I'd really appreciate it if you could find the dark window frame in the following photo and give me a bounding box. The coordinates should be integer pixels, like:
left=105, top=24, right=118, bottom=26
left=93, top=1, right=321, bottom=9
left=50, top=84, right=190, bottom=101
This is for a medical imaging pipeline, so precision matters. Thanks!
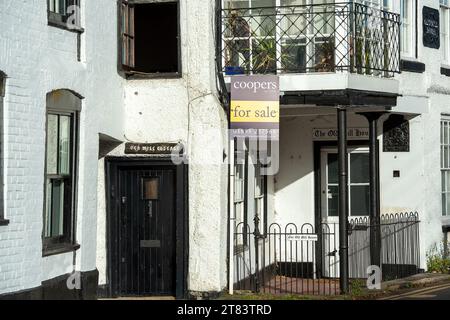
left=0, top=72, right=7, bottom=226
left=118, top=0, right=182, bottom=79
left=47, top=0, right=84, bottom=33
left=43, top=91, right=81, bottom=256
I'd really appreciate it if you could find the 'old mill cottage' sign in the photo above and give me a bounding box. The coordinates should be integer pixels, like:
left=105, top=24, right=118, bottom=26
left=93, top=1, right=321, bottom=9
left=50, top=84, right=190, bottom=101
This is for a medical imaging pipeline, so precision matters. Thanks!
left=423, top=6, right=440, bottom=49
left=125, top=143, right=184, bottom=155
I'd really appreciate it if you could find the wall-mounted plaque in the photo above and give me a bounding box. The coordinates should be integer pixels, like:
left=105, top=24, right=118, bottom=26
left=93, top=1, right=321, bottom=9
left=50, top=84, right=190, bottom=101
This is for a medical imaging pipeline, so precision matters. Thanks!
left=383, top=115, right=410, bottom=152
left=125, top=143, right=184, bottom=155
left=423, top=6, right=440, bottom=49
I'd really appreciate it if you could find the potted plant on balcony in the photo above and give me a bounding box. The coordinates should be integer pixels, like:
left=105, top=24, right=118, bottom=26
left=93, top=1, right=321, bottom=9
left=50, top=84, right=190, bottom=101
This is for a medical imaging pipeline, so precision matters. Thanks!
left=314, top=40, right=335, bottom=73
left=224, top=9, right=250, bottom=75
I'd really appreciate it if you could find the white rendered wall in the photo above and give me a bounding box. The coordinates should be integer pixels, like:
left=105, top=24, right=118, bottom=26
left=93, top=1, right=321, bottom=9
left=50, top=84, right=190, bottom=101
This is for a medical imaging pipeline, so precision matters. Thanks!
left=95, top=0, right=229, bottom=294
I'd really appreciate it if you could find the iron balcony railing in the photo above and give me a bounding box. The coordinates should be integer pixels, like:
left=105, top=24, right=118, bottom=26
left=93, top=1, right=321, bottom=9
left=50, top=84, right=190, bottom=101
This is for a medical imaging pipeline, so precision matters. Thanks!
left=220, top=2, right=401, bottom=78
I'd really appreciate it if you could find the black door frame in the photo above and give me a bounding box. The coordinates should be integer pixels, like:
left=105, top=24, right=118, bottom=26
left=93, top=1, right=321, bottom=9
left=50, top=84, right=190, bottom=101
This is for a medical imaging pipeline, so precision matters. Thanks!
left=105, top=157, right=188, bottom=299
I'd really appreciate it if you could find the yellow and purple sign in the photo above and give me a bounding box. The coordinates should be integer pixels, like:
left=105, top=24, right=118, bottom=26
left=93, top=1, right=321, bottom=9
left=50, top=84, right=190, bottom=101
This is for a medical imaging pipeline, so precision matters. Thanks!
left=230, top=75, right=280, bottom=140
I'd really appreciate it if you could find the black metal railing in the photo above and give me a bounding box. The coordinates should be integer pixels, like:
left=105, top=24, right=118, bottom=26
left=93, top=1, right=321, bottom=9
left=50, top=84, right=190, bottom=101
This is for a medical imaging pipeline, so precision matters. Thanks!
left=348, top=212, right=421, bottom=280
left=220, top=2, right=400, bottom=77
left=234, top=222, right=340, bottom=296
left=233, top=212, right=420, bottom=296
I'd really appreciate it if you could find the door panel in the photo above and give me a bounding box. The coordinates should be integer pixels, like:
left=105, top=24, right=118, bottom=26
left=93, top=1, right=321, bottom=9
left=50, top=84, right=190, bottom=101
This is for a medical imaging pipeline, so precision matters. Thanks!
left=118, top=167, right=176, bottom=296
left=320, top=147, right=370, bottom=278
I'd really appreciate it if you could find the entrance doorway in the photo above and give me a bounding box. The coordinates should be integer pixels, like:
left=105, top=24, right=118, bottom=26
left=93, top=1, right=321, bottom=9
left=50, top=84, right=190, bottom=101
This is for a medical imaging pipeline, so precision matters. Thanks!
left=106, top=159, right=187, bottom=298
left=316, top=144, right=370, bottom=277
left=320, top=147, right=370, bottom=223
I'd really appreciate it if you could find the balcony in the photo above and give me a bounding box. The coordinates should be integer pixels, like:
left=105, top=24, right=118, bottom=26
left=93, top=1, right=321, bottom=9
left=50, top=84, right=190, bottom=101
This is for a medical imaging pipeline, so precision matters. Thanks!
left=219, top=2, right=401, bottom=104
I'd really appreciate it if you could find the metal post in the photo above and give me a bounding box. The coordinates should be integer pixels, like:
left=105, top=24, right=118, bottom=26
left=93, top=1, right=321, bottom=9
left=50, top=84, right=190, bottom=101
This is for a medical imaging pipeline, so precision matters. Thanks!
left=228, top=138, right=235, bottom=295
left=360, top=112, right=383, bottom=269
left=337, top=107, right=349, bottom=294
left=254, top=214, right=260, bottom=293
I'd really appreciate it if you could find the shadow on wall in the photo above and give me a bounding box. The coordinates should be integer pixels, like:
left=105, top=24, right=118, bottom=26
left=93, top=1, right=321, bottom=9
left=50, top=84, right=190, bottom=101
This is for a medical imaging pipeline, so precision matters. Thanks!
left=275, top=113, right=368, bottom=193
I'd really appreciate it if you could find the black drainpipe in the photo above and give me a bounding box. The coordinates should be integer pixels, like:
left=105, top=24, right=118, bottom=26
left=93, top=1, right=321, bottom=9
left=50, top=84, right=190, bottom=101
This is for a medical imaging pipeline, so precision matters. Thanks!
left=337, top=107, right=349, bottom=294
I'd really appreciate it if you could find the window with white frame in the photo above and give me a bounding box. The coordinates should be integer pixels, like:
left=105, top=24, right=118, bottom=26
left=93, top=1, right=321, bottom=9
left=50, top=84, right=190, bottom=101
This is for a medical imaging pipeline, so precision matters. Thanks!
left=441, top=118, right=450, bottom=216
left=441, top=0, right=450, bottom=63
left=400, top=0, right=415, bottom=57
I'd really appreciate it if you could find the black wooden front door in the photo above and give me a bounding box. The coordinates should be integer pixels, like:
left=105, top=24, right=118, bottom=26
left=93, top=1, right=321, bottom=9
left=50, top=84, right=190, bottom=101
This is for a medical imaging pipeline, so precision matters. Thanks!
left=118, top=167, right=176, bottom=296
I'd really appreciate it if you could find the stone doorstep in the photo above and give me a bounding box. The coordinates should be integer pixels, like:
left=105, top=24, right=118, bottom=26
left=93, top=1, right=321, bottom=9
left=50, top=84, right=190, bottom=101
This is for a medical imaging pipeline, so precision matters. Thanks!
left=381, top=273, right=450, bottom=291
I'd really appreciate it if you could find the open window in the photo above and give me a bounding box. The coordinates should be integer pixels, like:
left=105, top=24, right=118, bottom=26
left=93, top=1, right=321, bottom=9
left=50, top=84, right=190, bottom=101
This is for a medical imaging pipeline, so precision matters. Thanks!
left=119, top=0, right=181, bottom=77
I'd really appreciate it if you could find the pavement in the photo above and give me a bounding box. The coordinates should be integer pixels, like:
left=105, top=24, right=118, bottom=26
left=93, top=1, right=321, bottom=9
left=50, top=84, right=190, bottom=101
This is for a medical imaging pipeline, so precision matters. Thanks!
left=376, top=273, right=450, bottom=300
left=381, top=273, right=450, bottom=291
left=379, top=282, right=450, bottom=300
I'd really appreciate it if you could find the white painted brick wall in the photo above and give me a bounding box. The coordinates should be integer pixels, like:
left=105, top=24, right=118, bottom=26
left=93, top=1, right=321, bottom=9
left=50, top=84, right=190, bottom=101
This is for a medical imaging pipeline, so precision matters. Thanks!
left=0, top=0, right=125, bottom=294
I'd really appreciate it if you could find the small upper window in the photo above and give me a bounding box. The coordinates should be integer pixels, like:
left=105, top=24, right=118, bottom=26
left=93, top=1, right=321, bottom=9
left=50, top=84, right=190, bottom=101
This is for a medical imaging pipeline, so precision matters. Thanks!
left=119, top=0, right=181, bottom=77
left=441, top=0, right=450, bottom=63
left=47, top=0, right=82, bottom=31
left=400, top=0, right=415, bottom=57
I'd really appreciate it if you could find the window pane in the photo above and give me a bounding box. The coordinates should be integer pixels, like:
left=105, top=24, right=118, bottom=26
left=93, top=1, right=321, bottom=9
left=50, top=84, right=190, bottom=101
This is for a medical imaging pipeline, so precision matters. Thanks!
left=350, top=153, right=369, bottom=183
left=442, top=171, right=447, bottom=193
left=44, top=180, right=53, bottom=237
left=45, top=180, right=65, bottom=238
left=446, top=171, right=450, bottom=193
left=328, top=153, right=338, bottom=184
left=328, top=185, right=339, bottom=217
left=445, top=122, right=449, bottom=145
left=59, top=115, right=71, bottom=175
left=443, top=193, right=448, bottom=216
left=350, top=185, right=370, bottom=216
left=224, top=0, right=249, bottom=9
left=46, top=114, right=58, bottom=175
left=445, top=146, right=449, bottom=169
left=255, top=165, right=264, bottom=197
left=446, top=191, right=450, bottom=217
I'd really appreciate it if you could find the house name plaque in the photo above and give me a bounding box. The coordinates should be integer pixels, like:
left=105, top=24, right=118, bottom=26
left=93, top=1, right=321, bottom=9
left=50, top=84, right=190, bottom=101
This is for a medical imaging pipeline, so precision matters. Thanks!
left=125, top=143, right=184, bottom=155
left=312, top=128, right=369, bottom=141
left=423, top=6, right=440, bottom=49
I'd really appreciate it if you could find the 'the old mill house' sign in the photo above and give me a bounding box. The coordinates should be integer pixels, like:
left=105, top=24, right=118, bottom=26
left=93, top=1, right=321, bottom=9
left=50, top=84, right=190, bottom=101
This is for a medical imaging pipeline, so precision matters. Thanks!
left=423, top=6, right=440, bottom=49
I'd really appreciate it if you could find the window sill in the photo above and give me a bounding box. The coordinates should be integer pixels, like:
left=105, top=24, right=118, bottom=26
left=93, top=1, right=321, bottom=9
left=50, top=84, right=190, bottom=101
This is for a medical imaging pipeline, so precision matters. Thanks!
left=48, top=18, right=84, bottom=34
left=42, top=243, right=81, bottom=257
left=441, top=66, right=450, bottom=77
left=125, top=72, right=182, bottom=80
left=400, top=59, right=425, bottom=73
left=0, top=219, right=10, bottom=226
